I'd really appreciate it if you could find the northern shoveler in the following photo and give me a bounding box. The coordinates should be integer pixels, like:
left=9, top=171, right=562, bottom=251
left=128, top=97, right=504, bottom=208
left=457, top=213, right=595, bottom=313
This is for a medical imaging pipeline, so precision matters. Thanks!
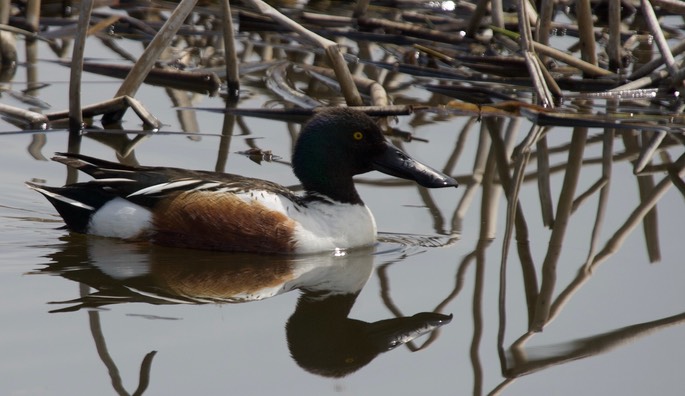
left=27, top=108, right=458, bottom=254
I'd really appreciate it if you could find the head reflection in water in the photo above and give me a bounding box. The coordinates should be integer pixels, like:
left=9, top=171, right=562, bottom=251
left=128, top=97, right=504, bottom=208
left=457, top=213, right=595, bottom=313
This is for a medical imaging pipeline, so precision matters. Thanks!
left=286, top=291, right=452, bottom=378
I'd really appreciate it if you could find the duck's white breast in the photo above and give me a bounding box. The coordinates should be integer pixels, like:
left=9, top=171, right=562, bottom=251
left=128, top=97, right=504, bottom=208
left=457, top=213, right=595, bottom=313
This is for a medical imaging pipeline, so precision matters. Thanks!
left=234, top=190, right=377, bottom=253
left=289, top=201, right=377, bottom=254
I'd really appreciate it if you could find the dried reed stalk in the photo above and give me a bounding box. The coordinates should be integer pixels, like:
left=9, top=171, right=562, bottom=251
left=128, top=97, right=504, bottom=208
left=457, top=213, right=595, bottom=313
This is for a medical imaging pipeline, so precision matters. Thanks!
left=303, top=64, right=389, bottom=106
left=607, top=0, right=623, bottom=70
left=244, top=0, right=362, bottom=106
left=575, top=0, right=598, bottom=68
left=466, top=0, right=489, bottom=38
left=220, top=0, right=240, bottom=99
left=24, top=0, right=40, bottom=33
left=114, top=0, right=199, bottom=99
left=518, top=0, right=554, bottom=107
left=641, top=0, right=678, bottom=77
left=532, top=41, right=612, bottom=77
left=47, top=96, right=161, bottom=129
left=0, top=103, right=48, bottom=128
left=69, top=0, right=94, bottom=133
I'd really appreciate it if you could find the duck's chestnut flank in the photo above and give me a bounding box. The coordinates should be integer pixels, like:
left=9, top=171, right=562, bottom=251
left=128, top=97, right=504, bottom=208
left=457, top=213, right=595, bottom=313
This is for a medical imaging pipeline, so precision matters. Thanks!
left=153, top=191, right=298, bottom=253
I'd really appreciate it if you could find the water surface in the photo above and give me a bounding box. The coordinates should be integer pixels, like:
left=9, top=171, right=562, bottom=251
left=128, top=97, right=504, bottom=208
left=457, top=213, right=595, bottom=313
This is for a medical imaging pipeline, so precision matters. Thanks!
left=1, top=16, right=684, bottom=396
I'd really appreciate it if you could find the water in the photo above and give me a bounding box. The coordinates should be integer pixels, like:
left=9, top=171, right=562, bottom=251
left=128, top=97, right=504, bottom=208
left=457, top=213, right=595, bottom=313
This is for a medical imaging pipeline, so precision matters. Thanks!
left=2, top=23, right=685, bottom=396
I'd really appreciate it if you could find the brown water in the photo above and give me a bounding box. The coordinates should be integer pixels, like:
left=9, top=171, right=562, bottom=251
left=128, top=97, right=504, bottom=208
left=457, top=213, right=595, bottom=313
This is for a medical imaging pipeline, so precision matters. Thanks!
left=2, top=12, right=685, bottom=396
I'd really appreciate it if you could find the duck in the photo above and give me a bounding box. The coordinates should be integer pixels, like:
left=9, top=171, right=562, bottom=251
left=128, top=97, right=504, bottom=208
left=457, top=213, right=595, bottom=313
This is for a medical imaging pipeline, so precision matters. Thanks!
left=27, top=108, right=458, bottom=254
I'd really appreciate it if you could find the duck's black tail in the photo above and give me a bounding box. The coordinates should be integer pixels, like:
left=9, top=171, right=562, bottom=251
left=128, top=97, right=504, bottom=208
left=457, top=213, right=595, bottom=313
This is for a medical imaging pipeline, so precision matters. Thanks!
left=26, top=182, right=115, bottom=233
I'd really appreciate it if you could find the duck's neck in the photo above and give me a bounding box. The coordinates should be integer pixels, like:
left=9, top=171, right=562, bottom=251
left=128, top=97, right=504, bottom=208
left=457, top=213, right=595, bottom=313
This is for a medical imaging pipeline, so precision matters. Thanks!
left=302, top=176, right=363, bottom=205
left=293, top=154, right=364, bottom=204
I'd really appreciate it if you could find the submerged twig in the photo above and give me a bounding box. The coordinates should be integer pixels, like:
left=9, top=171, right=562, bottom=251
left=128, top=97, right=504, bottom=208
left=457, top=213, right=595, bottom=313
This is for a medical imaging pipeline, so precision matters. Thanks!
left=635, top=131, right=668, bottom=174
left=531, top=127, right=588, bottom=331
left=536, top=133, right=554, bottom=227
left=546, top=153, right=685, bottom=324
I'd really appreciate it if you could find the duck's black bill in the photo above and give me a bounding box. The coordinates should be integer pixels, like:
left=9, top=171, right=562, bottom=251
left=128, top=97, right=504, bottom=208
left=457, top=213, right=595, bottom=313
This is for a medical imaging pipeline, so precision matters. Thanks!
left=373, top=143, right=458, bottom=188
left=366, top=312, right=453, bottom=352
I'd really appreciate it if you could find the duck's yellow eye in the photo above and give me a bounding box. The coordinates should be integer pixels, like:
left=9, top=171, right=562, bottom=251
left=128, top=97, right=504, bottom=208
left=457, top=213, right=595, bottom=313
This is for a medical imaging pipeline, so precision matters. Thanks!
left=353, top=131, right=364, bottom=140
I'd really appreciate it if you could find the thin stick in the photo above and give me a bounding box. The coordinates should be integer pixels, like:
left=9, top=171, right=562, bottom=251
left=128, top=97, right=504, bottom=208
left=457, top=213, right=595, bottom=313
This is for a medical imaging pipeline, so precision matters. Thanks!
left=244, top=0, right=362, bottom=106
left=508, top=311, right=685, bottom=377
left=69, top=0, right=94, bottom=133
left=0, top=103, right=48, bottom=128
left=472, top=237, right=486, bottom=396
left=613, top=67, right=670, bottom=91
left=592, top=153, right=685, bottom=269
left=634, top=131, right=668, bottom=174
left=0, top=0, right=9, bottom=24
left=24, top=0, right=40, bottom=33
left=358, top=17, right=466, bottom=44
left=536, top=134, right=555, bottom=227
left=607, top=0, right=622, bottom=70
left=506, top=122, right=543, bottom=325
left=518, top=0, right=554, bottom=107
left=466, top=0, right=489, bottom=38
left=651, top=0, right=685, bottom=12
left=46, top=96, right=161, bottom=129
left=537, top=0, right=553, bottom=46
left=220, top=0, right=240, bottom=99
left=532, top=41, right=612, bottom=77
left=303, top=64, right=389, bottom=106
left=641, top=0, right=678, bottom=76
left=531, top=127, right=588, bottom=331
left=571, top=178, right=608, bottom=213
left=575, top=0, right=598, bottom=68
left=266, top=62, right=322, bottom=108
left=586, top=124, right=614, bottom=272
left=547, top=153, right=685, bottom=324
left=454, top=119, right=488, bottom=225
left=628, top=40, right=685, bottom=80
left=114, top=0, right=200, bottom=99
left=491, top=0, right=504, bottom=28
left=353, top=0, right=371, bottom=18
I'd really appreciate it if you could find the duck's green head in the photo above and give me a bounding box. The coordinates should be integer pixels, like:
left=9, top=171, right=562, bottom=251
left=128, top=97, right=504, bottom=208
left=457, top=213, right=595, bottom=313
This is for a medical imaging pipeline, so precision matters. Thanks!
left=292, top=108, right=458, bottom=204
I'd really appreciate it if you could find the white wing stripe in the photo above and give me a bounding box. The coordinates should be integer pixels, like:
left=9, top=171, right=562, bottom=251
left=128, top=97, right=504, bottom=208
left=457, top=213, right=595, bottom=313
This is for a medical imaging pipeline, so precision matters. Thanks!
left=127, top=179, right=202, bottom=197
left=90, top=178, right=136, bottom=183
left=27, top=184, right=95, bottom=211
left=191, top=182, right=223, bottom=191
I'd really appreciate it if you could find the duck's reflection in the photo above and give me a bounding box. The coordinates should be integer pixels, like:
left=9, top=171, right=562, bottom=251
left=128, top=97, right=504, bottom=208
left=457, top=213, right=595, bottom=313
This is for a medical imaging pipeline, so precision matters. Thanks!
left=41, top=234, right=451, bottom=380
left=287, top=291, right=451, bottom=377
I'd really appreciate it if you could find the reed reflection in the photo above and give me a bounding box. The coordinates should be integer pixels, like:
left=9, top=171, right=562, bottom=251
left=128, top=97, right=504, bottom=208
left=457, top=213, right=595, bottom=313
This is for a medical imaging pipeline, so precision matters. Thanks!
left=40, top=235, right=451, bottom=386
